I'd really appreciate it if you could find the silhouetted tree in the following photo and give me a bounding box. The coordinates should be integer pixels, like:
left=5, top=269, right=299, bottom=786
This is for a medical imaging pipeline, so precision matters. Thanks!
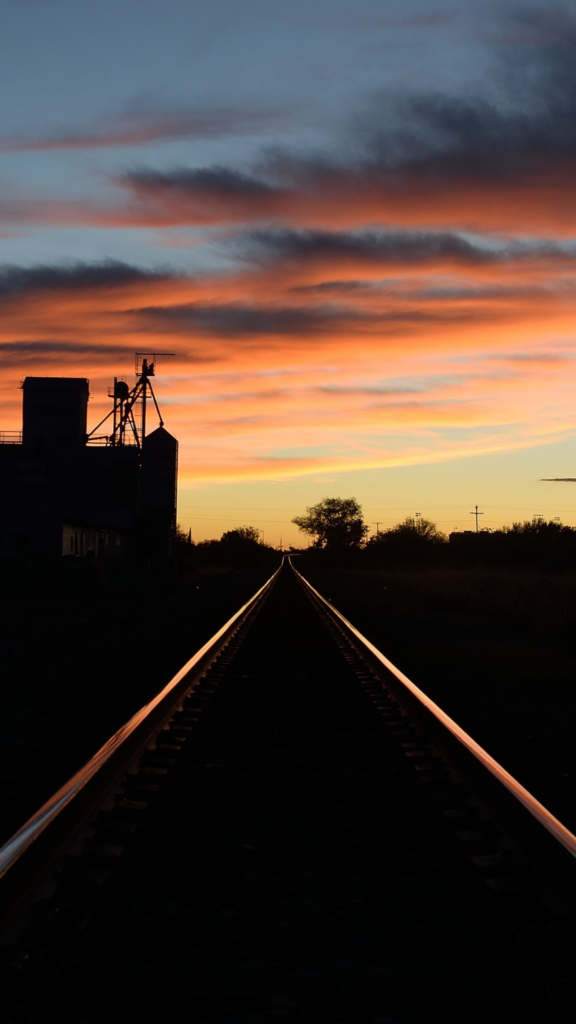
left=447, top=517, right=576, bottom=568
left=503, top=518, right=565, bottom=538
left=365, top=516, right=446, bottom=565
left=292, top=497, right=368, bottom=550
left=221, top=526, right=261, bottom=545
left=497, top=518, right=576, bottom=565
left=193, top=526, right=277, bottom=568
left=390, top=516, right=445, bottom=542
left=174, top=522, right=194, bottom=557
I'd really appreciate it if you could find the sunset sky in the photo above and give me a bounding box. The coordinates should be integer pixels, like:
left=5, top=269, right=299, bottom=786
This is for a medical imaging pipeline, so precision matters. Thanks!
left=2, top=0, right=576, bottom=545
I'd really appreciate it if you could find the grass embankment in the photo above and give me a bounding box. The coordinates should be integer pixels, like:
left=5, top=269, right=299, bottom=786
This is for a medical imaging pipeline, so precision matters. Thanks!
left=0, top=563, right=272, bottom=846
left=301, top=563, right=576, bottom=832
left=368, top=565, right=576, bottom=646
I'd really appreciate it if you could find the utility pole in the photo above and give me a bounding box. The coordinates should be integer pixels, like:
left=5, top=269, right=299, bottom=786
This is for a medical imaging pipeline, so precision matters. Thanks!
left=470, top=505, right=484, bottom=534
left=373, top=522, right=382, bottom=536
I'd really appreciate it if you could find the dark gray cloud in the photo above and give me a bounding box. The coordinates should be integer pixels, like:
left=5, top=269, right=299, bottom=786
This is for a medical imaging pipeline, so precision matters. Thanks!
left=137, top=301, right=359, bottom=336
left=135, top=299, right=500, bottom=339
left=317, top=385, right=420, bottom=395
left=126, top=166, right=279, bottom=199
left=242, top=228, right=491, bottom=263
left=296, top=282, right=553, bottom=304
left=492, top=7, right=576, bottom=48
left=0, top=339, right=211, bottom=369
left=114, top=32, right=576, bottom=229
left=0, top=340, right=136, bottom=369
left=0, top=341, right=130, bottom=355
left=0, top=260, right=171, bottom=298
left=239, top=229, right=576, bottom=267
left=346, top=15, right=576, bottom=178
left=293, top=280, right=373, bottom=293
left=122, top=167, right=286, bottom=223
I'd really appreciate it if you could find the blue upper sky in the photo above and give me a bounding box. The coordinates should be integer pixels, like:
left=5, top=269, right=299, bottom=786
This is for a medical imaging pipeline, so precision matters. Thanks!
left=0, top=0, right=497, bottom=269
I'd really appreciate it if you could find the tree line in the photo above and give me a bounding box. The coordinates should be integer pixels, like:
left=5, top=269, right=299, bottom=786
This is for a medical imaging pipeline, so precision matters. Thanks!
left=175, top=525, right=279, bottom=569
left=291, top=497, right=576, bottom=568
left=175, top=497, right=576, bottom=570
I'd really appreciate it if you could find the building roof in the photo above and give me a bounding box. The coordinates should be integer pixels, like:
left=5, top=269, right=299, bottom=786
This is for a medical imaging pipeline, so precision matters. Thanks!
left=22, top=377, right=89, bottom=391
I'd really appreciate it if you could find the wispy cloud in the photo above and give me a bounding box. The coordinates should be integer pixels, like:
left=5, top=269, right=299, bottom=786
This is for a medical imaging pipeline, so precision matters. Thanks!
left=6, top=46, right=576, bottom=237
left=0, top=250, right=575, bottom=482
left=0, top=106, right=289, bottom=153
left=491, top=7, right=576, bottom=47
left=0, top=259, right=171, bottom=296
left=101, top=44, right=576, bottom=235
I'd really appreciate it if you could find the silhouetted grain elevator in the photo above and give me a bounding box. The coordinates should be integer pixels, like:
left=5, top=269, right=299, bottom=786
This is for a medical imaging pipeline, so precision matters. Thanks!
left=0, top=355, right=178, bottom=562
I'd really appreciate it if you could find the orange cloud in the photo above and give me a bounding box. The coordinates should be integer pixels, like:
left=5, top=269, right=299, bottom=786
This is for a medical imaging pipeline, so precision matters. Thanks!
left=1, top=233, right=576, bottom=485
left=111, top=166, right=576, bottom=236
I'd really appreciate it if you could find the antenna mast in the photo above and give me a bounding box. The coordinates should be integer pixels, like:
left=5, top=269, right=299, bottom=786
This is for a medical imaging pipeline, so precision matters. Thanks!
left=87, top=352, right=174, bottom=448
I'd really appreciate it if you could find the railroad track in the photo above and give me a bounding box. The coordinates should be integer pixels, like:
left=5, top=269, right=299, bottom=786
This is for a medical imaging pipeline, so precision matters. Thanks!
left=1, top=558, right=575, bottom=1018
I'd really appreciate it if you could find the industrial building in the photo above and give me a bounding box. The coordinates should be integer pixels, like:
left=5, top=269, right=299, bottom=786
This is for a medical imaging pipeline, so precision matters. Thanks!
left=0, top=356, right=178, bottom=561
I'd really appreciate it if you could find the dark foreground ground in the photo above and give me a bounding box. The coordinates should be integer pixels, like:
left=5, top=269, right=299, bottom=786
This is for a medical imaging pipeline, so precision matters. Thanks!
left=4, top=565, right=565, bottom=1020
left=1, top=559, right=576, bottom=846
left=301, top=563, right=576, bottom=834
left=0, top=563, right=272, bottom=847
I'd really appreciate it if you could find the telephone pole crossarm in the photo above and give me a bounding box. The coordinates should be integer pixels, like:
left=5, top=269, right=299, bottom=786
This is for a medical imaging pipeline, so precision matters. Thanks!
left=470, top=505, right=484, bottom=534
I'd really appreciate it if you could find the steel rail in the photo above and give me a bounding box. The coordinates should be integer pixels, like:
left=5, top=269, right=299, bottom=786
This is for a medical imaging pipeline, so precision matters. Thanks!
left=0, top=563, right=281, bottom=934
left=291, top=559, right=576, bottom=916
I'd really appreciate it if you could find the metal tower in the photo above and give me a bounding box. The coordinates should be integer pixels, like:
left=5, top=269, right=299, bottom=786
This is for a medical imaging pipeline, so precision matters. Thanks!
left=87, top=353, right=172, bottom=449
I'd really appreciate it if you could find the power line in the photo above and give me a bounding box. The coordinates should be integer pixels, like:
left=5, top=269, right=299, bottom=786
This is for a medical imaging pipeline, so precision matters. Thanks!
left=178, top=516, right=292, bottom=523
left=178, top=502, right=576, bottom=514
